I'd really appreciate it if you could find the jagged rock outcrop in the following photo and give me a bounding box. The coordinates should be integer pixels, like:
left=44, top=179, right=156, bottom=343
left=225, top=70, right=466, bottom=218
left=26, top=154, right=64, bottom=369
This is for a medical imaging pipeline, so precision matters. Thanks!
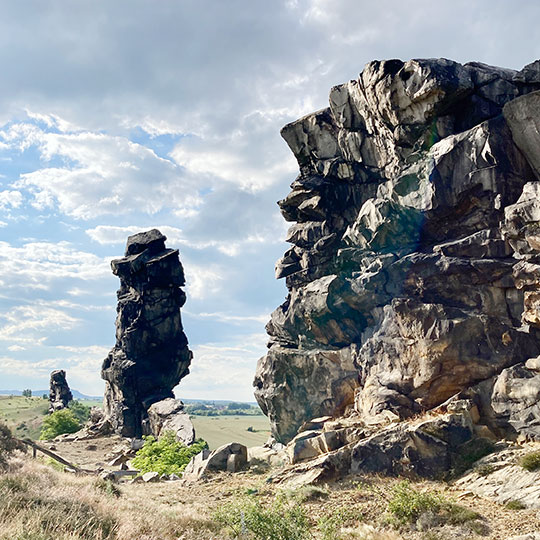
left=48, top=369, right=73, bottom=413
left=102, top=229, right=193, bottom=438
left=254, top=58, right=540, bottom=444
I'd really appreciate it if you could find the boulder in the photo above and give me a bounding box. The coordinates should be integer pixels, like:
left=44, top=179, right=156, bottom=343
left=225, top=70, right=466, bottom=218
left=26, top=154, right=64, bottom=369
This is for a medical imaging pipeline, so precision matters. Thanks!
left=182, top=443, right=248, bottom=482
left=145, top=398, right=195, bottom=445
left=48, top=370, right=73, bottom=413
left=142, top=471, right=160, bottom=483
left=255, top=57, right=540, bottom=444
left=101, top=229, right=193, bottom=438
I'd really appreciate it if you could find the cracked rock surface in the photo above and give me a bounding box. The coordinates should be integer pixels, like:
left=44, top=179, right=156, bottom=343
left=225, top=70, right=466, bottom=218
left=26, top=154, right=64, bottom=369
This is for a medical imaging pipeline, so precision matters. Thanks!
left=254, top=58, right=540, bottom=443
left=102, top=229, right=192, bottom=438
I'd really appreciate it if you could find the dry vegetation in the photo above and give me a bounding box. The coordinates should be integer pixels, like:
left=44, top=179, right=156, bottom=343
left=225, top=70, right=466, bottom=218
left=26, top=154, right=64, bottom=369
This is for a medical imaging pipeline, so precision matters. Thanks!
left=1, top=451, right=539, bottom=540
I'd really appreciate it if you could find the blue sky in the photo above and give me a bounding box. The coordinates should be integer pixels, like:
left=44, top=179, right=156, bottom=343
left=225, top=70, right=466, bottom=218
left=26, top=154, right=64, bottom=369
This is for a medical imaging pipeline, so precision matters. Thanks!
left=0, top=0, right=539, bottom=400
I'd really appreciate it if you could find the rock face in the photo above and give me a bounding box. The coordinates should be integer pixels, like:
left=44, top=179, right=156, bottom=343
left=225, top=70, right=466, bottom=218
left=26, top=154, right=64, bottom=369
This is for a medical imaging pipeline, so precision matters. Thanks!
left=102, top=229, right=193, bottom=438
left=254, top=58, right=540, bottom=444
left=49, top=369, right=73, bottom=413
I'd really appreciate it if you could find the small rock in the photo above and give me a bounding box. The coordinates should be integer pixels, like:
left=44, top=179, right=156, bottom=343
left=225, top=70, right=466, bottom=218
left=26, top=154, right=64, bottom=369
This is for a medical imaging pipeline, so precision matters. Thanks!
left=142, top=471, right=160, bottom=483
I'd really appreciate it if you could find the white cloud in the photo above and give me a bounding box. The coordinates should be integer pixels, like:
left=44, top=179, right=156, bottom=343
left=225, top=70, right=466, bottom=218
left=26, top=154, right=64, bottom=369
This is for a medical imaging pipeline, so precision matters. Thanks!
left=177, top=334, right=268, bottom=401
left=0, top=241, right=110, bottom=291
left=187, top=311, right=269, bottom=325
left=0, top=190, right=22, bottom=209
left=0, top=304, right=79, bottom=344
left=2, top=123, right=203, bottom=220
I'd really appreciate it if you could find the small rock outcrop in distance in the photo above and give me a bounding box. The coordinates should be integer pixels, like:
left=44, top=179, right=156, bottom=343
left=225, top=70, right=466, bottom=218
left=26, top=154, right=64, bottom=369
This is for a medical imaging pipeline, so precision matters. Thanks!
left=49, top=369, right=73, bottom=413
left=101, top=229, right=193, bottom=438
left=254, top=58, right=540, bottom=445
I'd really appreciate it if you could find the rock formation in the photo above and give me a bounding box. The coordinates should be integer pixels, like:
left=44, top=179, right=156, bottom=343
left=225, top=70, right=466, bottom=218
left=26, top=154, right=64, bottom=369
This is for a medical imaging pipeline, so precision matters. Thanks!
left=102, top=229, right=193, bottom=438
left=48, top=369, right=73, bottom=413
left=254, top=58, right=540, bottom=445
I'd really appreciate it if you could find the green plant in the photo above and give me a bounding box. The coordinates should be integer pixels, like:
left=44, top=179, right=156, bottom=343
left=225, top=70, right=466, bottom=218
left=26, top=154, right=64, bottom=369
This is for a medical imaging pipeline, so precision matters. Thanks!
left=476, top=463, right=496, bottom=477
left=68, top=401, right=91, bottom=424
left=505, top=499, right=526, bottom=510
left=214, top=494, right=310, bottom=540
left=131, top=431, right=208, bottom=475
left=520, top=451, right=540, bottom=472
left=387, top=481, right=482, bottom=530
left=22, top=389, right=32, bottom=398
left=0, top=422, right=25, bottom=470
left=317, top=507, right=360, bottom=540
left=450, top=438, right=496, bottom=477
left=387, top=481, right=443, bottom=524
left=39, top=409, right=81, bottom=440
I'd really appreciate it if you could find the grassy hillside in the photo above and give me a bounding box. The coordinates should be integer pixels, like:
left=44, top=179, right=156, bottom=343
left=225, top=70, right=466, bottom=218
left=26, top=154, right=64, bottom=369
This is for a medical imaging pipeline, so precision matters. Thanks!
left=0, top=396, right=270, bottom=448
left=0, top=395, right=48, bottom=440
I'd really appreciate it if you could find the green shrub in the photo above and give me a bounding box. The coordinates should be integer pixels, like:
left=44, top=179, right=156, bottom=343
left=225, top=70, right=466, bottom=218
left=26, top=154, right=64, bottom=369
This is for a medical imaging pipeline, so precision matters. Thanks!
left=387, top=481, right=481, bottom=528
left=131, top=431, right=208, bottom=475
left=520, top=451, right=540, bottom=472
left=506, top=499, right=526, bottom=510
left=68, top=401, right=91, bottom=424
left=39, top=409, right=81, bottom=440
left=387, top=481, right=443, bottom=524
left=214, top=494, right=310, bottom=540
left=0, top=422, right=25, bottom=470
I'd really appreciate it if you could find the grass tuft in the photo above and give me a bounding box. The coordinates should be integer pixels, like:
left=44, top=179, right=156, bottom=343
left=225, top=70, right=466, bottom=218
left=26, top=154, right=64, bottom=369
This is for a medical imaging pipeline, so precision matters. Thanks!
left=520, top=451, right=540, bottom=472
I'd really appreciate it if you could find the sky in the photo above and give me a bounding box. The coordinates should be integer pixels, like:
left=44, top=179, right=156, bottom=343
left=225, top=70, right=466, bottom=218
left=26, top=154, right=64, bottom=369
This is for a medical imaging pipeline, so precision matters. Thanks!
left=0, top=0, right=539, bottom=401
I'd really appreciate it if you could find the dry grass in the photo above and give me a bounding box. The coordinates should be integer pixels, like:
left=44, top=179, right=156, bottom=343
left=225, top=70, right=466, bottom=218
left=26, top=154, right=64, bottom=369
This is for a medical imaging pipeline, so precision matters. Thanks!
left=1, top=453, right=540, bottom=540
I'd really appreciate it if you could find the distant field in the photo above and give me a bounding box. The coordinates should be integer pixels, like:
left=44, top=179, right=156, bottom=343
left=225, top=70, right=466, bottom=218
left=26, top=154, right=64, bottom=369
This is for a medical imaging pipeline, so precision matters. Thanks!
left=190, top=415, right=270, bottom=449
left=0, top=396, right=48, bottom=440
left=0, top=396, right=271, bottom=448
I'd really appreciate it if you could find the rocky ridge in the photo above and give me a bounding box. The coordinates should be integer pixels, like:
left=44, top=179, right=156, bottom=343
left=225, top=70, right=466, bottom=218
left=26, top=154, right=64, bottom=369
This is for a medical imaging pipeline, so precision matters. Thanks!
left=254, top=57, right=540, bottom=472
left=101, top=229, right=193, bottom=439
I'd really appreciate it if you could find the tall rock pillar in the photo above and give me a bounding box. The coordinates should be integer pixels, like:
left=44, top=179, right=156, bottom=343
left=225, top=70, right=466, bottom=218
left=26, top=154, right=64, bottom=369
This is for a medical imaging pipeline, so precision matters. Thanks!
left=102, top=229, right=192, bottom=437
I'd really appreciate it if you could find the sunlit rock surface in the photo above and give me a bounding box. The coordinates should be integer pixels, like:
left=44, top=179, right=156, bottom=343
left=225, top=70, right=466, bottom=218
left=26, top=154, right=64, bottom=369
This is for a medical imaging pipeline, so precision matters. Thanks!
left=255, top=58, right=540, bottom=443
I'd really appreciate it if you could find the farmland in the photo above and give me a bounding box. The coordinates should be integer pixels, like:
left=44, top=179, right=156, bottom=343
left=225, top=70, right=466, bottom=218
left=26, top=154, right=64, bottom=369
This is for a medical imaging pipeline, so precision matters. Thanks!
left=0, top=395, right=270, bottom=448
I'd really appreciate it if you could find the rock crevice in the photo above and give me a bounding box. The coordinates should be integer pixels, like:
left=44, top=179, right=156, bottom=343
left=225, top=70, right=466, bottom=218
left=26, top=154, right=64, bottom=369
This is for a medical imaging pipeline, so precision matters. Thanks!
left=255, top=58, right=540, bottom=444
left=102, top=229, right=193, bottom=438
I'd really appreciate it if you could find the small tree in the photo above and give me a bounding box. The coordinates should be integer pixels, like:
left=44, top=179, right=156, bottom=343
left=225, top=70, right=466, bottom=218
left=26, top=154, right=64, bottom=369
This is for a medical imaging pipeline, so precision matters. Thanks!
left=40, top=409, right=81, bottom=440
left=68, top=401, right=91, bottom=424
left=22, top=389, right=32, bottom=398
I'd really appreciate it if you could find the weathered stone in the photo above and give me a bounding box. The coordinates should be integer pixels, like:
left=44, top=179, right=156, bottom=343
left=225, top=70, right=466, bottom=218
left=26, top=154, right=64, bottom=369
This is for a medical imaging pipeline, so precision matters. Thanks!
left=255, top=57, right=540, bottom=444
left=48, top=370, right=73, bottom=413
left=351, top=411, right=475, bottom=479
left=142, top=471, right=160, bottom=483
left=101, top=229, right=192, bottom=438
left=145, top=398, right=195, bottom=445
left=457, top=444, right=540, bottom=509
left=182, top=443, right=247, bottom=482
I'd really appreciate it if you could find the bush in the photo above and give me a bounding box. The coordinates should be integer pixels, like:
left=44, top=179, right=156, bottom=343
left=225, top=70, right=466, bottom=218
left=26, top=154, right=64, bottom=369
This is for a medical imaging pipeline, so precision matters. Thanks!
left=520, top=451, right=540, bottom=472
left=387, top=481, right=443, bottom=524
left=131, top=431, right=208, bottom=475
left=387, top=481, right=481, bottom=528
left=214, top=494, right=310, bottom=540
left=0, top=422, right=25, bottom=470
left=39, top=409, right=81, bottom=440
left=68, top=401, right=91, bottom=424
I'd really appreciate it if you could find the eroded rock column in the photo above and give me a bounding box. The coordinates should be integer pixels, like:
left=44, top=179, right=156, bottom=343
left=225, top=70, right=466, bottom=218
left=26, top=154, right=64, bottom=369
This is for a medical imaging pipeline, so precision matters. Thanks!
left=102, top=229, right=192, bottom=438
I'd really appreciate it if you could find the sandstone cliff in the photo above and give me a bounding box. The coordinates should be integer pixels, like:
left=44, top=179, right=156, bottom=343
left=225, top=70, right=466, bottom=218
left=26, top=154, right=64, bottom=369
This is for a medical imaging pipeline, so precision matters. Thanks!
left=254, top=58, right=540, bottom=445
